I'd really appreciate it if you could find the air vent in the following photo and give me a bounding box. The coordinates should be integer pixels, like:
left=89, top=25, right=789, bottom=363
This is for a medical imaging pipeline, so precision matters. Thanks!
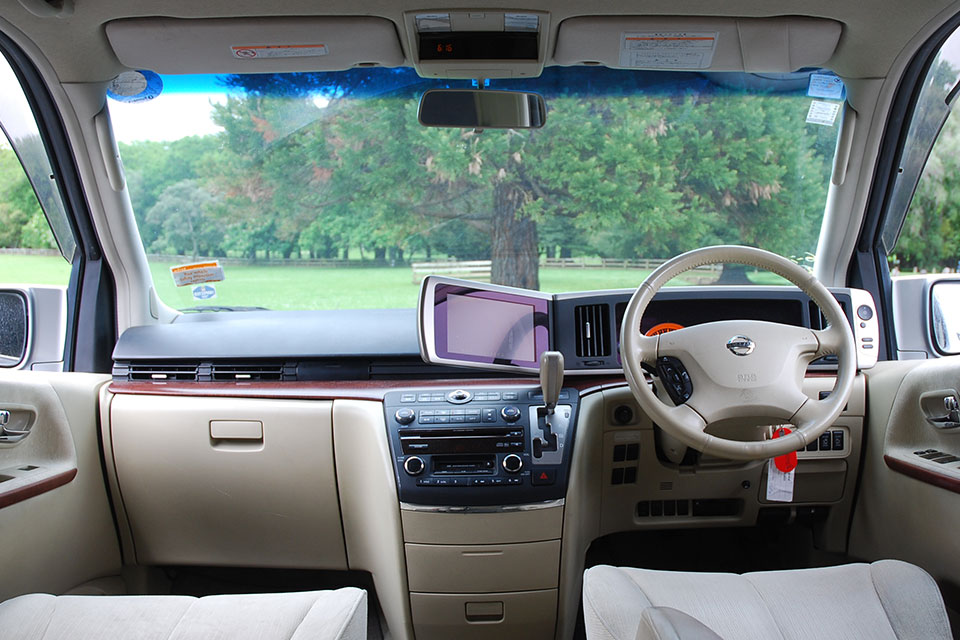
left=575, top=304, right=611, bottom=357
left=126, top=362, right=199, bottom=381
left=211, top=362, right=295, bottom=381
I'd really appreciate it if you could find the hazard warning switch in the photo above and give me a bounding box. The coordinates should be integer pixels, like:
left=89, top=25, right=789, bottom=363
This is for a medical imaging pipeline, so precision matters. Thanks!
left=531, top=469, right=556, bottom=486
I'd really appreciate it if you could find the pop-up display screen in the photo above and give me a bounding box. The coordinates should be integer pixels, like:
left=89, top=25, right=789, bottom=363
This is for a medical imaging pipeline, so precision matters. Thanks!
left=430, top=282, right=550, bottom=370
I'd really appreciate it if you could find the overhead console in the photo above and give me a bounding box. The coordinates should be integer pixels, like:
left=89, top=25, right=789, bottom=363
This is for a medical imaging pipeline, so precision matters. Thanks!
left=403, top=10, right=549, bottom=79
left=418, top=276, right=880, bottom=375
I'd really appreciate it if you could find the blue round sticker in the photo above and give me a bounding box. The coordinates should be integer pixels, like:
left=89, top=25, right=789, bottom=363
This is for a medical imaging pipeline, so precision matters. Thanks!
left=107, top=70, right=163, bottom=103
left=192, top=284, right=217, bottom=300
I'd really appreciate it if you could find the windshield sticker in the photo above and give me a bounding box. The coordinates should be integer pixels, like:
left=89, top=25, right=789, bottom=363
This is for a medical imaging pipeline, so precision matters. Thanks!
left=620, top=32, right=718, bottom=69
left=807, top=73, right=845, bottom=100
left=806, top=100, right=841, bottom=126
left=231, top=45, right=328, bottom=60
left=192, top=284, right=217, bottom=301
left=170, top=261, right=225, bottom=287
left=106, top=70, right=163, bottom=103
left=504, top=13, right=539, bottom=32
left=415, top=13, right=452, bottom=32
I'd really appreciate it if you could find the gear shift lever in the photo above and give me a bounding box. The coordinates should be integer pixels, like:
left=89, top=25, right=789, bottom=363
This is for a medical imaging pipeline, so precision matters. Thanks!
left=539, top=351, right=564, bottom=415
left=534, top=351, right=564, bottom=458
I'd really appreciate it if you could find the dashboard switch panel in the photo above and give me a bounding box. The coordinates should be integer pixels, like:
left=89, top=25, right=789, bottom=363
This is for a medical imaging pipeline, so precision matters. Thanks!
left=384, top=386, right=579, bottom=506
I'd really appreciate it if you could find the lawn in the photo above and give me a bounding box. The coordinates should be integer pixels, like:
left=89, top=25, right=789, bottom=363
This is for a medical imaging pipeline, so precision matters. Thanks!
left=0, top=254, right=788, bottom=311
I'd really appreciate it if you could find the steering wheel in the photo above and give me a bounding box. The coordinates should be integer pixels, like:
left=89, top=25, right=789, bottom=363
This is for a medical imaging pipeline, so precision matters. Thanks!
left=620, top=245, right=856, bottom=460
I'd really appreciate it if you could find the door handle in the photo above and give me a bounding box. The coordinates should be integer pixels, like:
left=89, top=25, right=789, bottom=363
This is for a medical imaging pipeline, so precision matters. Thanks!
left=0, top=410, right=31, bottom=443
left=925, top=395, right=960, bottom=430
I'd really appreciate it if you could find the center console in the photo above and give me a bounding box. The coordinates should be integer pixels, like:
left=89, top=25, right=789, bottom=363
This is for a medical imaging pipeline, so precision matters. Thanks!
left=384, top=384, right=579, bottom=640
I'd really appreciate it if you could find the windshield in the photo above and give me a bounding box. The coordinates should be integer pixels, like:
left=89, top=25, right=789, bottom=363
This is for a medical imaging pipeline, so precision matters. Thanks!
left=109, top=67, right=842, bottom=311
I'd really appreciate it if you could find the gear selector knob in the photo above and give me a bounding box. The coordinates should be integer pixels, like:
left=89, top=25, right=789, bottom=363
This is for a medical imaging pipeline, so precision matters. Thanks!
left=539, top=351, right=564, bottom=415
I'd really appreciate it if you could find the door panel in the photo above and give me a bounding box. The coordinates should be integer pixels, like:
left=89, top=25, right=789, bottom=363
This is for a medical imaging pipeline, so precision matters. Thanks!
left=850, top=359, right=960, bottom=622
left=0, top=370, right=120, bottom=601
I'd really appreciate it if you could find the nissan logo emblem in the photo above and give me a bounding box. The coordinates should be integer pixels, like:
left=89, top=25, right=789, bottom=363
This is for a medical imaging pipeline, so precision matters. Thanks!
left=726, top=335, right=755, bottom=356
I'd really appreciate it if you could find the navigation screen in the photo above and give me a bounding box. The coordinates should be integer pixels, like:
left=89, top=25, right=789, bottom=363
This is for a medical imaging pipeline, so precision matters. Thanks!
left=433, top=283, right=550, bottom=369
left=446, top=294, right=536, bottom=363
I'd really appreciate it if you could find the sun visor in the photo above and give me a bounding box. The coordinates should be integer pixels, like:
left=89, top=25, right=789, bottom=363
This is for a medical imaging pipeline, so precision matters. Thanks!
left=105, top=17, right=405, bottom=74
left=554, top=16, right=842, bottom=72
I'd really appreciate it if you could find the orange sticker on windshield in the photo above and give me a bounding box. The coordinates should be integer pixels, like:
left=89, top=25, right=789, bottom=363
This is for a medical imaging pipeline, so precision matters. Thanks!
left=645, top=322, right=684, bottom=336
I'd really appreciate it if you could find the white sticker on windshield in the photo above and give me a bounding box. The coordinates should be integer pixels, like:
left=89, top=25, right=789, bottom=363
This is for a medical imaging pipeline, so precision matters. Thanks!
left=192, top=284, right=217, bottom=301
left=231, top=44, right=328, bottom=60
left=171, top=261, right=225, bottom=287
left=806, top=100, right=841, bottom=126
left=766, top=462, right=795, bottom=502
left=807, top=73, right=845, bottom=100
left=620, top=32, right=718, bottom=69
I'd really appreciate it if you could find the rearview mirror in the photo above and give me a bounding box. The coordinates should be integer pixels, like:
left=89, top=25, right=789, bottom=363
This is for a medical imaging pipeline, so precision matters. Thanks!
left=418, top=89, right=546, bottom=129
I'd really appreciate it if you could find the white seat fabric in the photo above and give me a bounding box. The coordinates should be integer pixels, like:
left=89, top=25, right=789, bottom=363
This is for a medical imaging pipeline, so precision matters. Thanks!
left=0, top=587, right=366, bottom=640
left=583, top=561, right=952, bottom=640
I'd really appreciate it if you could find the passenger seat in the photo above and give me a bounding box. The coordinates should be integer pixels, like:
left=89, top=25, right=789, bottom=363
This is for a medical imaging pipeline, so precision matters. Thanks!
left=0, top=587, right=366, bottom=640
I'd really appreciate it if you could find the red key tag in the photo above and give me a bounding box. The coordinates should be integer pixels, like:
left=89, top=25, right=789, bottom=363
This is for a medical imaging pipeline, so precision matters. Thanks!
left=772, top=426, right=798, bottom=473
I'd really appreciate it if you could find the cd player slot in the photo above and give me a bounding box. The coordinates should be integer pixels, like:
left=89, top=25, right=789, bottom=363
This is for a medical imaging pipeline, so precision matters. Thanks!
left=432, top=455, right=496, bottom=475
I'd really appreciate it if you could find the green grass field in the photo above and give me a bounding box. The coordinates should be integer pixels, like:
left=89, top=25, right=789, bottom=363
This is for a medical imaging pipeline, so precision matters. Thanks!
left=0, top=254, right=785, bottom=311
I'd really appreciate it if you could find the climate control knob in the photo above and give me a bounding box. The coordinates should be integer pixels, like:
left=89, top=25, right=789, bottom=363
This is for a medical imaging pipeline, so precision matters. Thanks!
left=395, top=408, right=416, bottom=425
left=502, top=453, right=523, bottom=473
left=501, top=405, right=522, bottom=422
left=404, top=456, right=425, bottom=476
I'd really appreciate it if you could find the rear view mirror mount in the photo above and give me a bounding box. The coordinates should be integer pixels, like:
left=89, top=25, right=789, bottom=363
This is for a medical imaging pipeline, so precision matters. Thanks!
left=418, top=89, right=546, bottom=129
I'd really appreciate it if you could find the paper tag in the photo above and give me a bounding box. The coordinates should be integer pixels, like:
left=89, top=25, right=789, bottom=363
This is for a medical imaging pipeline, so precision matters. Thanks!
left=766, top=462, right=795, bottom=502
left=171, top=261, right=225, bottom=287
left=416, top=13, right=452, bottom=32
left=620, top=32, right=718, bottom=69
left=807, top=73, right=845, bottom=100
left=771, top=426, right=798, bottom=473
left=505, top=13, right=539, bottom=32
left=192, top=284, right=217, bottom=301
left=806, top=100, right=841, bottom=126
left=231, top=44, right=328, bottom=60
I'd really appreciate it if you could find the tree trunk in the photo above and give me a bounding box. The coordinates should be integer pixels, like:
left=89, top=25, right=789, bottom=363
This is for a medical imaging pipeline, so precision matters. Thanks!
left=342, top=247, right=349, bottom=260
left=491, top=182, right=539, bottom=289
left=559, top=246, right=572, bottom=259
left=374, top=247, right=387, bottom=264
left=716, top=263, right=752, bottom=284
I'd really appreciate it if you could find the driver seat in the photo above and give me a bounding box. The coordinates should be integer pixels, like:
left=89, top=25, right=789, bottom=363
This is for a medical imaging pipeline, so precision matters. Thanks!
left=583, top=561, right=952, bottom=640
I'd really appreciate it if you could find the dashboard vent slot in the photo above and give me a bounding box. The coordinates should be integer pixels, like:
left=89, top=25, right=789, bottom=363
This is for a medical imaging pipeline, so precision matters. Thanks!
left=126, top=362, right=199, bottom=381
left=575, top=304, right=611, bottom=357
left=211, top=362, right=294, bottom=381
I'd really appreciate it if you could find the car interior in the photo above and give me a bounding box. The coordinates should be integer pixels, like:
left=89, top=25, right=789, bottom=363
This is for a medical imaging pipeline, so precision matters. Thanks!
left=2, top=1, right=960, bottom=639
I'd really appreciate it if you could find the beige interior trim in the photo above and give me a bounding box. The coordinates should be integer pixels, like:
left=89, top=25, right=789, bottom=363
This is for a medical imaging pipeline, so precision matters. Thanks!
left=110, top=395, right=347, bottom=569
left=333, top=400, right=415, bottom=640
left=106, top=17, right=405, bottom=74
left=0, top=371, right=120, bottom=602
left=554, top=16, right=841, bottom=71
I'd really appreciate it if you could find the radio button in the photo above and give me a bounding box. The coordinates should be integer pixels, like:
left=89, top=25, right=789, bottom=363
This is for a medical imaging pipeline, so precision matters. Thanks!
left=482, top=408, right=498, bottom=423
left=502, top=391, right=519, bottom=401
left=400, top=394, right=417, bottom=403
left=404, top=456, right=426, bottom=476
left=501, top=405, right=522, bottom=422
left=395, top=408, right=416, bottom=425
left=447, top=389, right=472, bottom=403
left=503, top=453, right=523, bottom=473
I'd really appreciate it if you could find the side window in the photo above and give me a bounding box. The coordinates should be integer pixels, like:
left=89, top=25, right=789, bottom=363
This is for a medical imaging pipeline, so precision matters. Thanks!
left=883, top=32, right=960, bottom=274
left=0, top=50, right=77, bottom=369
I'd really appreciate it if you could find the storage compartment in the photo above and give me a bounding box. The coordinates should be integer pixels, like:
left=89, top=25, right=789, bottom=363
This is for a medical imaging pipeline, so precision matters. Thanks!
left=110, top=395, right=346, bottom=568
left=406, top=540, right=560, bottom=593
left=401, top=505, right=563, bottom=544
left=410, top=589, right=557, bottom=640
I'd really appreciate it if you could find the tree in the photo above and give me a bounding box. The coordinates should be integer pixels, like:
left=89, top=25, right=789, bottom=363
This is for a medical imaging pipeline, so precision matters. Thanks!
left=146, top=179, right=222, bottom=258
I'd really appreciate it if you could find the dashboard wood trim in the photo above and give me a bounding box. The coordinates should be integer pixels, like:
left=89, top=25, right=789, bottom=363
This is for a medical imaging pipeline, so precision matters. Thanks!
left=107, top=377, right=629, bottom=400
left=0, top=468, right=78, bottom=510
left=884, top=454, right=960, bottom=495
